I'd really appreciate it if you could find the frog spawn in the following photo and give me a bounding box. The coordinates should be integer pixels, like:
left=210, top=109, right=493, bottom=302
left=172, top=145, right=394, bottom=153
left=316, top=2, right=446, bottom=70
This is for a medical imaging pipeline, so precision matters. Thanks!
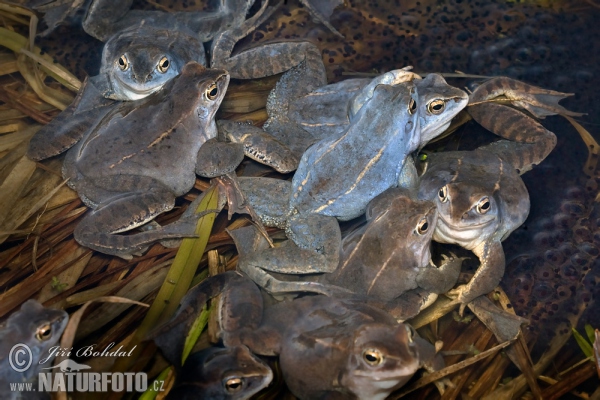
left=504, top=185, right=600, bottom=342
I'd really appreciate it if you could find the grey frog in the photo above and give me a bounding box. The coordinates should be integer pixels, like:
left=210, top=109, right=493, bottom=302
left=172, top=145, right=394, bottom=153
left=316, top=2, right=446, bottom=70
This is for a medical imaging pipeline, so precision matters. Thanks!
left=229, top=188, right=463, bottom=321
left=167, top=345, right=273, bottom=400
left=0, top=300, right=68, bottom=399
left=28, top=61, right=298, bottom=258
left=233, top=74, right=468, bottom=294
left=416, top=76, right=583, bottom=306
left=154, top=272, right=444, bottom=400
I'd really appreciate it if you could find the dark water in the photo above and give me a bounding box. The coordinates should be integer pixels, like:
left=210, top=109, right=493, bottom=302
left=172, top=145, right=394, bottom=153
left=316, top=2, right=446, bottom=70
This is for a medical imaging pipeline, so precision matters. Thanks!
left=37, top=0, right=599, bottom=369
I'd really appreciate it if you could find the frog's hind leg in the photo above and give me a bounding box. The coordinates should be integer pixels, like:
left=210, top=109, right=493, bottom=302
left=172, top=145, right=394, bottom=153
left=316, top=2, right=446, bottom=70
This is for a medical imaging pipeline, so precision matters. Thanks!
left=236, top=214, right=342, bottom=294
left=211, top=1, right=327, bottom=82
left=469, top=103, right=557, bottom=173
left=230, top=224, right=349, bottom=297
left=262, top=44, right=328, bottom=157
left=469, top=76, right=584, bottom=118
left=74, top=185, right=205, bottom=259
left=236, top=177, right=292, bottom=228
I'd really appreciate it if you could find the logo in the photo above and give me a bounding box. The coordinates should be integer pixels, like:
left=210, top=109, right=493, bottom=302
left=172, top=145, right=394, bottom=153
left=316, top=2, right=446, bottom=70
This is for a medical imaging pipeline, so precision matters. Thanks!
left=42, top=360, right=92, bottom=373
left=6, top=343, right=163, bottom=394
left=8, top=344, right=32, bottom=373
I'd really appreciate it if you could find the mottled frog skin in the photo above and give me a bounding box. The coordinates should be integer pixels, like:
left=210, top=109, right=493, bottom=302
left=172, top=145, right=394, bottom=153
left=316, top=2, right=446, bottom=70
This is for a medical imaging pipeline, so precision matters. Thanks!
left=233, top=74, right=467, bottom=295
left=28, top=61, right=298, bottom=258
left=154, top=272, right=443, bottom=400
left=167, top=345, right=272, bottom=400
left=0, top=300, right=68, bottom=398
left=229, top=189, right=463, bottom=321
left=32, top=63, right=229, bottom=258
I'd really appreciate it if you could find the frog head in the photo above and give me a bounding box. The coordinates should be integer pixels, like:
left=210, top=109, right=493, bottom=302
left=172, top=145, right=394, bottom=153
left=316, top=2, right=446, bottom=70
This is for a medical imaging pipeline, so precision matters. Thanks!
left=171, top=345, right=273, bottom=399
left=1, top=300, right=68, bottom=380
left=100, top=25, right=207, bottom=100
left=434, top=182, right=500, bottom=250
left=414, top=74, right=468, bottom=145
left=341, top=323, right=420, bottom=400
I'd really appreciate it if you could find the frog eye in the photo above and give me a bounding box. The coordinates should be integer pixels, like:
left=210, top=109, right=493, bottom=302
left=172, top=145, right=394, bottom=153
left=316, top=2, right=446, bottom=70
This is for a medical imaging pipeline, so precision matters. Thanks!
left=476, top=196, right=491, bottom=214
left=407, top=98, right=417, bottom=115
left=206, top=83, right=219, bottom=100
left=438, top=185, right=449, bottom=203
left=416, top=217, right=429, bottom=235
left=157, top=56, right=170, bottom=73
left=36, top=323, right=53, bottom=341
left=427, top=99, right=446, bottom=115
left=224, top=377, right=244, bottom=393
left=363, top=348, right=384, bottom=366
left=117, top=55, right=129, bottom=71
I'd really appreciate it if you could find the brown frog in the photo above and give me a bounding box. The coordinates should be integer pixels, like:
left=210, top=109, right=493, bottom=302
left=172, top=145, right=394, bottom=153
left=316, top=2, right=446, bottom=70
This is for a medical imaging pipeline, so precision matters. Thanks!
left=0, top=300, right=68, bottom=398
left=229, top=188, right=463, bottom=321
left=167, top=345, right=273, bottom=400
left=29, top=62, right=293, bottom=259
left=416, top=77, right=583, bottom=306
left=153, top=272, right=444, bottom=400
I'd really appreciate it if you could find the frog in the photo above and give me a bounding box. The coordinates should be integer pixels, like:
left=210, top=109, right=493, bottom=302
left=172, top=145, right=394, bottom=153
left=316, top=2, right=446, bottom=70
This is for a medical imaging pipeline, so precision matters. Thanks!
left=167, top=345, right=273, bottom=400
left=153, top=271, right=445, bottom=400
left=29, top=62, right=296, bottom=259
left=89, top=0, right=331, bottom=101
left=263, top=57, right=422, bottom=158
left=415, top=76, right=583, bottom=307
left=0, top=300, right=68, bottom=397
left=232, top=73, right=468, bottom=293
left=229, top=188, right=463, bottom=321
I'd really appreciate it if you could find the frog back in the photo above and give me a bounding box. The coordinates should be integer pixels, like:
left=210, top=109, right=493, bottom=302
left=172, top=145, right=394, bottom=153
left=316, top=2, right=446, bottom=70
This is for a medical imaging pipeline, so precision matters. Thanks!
left=327, top=191, right=437, bottom=301
left=287, top=78, right=370, bottom=140
left=290, top=84, right=419, bottom=220
left=66, top=65, right=220, bottom=196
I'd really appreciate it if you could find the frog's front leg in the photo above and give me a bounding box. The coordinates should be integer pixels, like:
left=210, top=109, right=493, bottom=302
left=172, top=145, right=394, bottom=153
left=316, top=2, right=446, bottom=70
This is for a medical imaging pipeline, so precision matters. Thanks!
left=217, top=120, right=299, bottom=173
left=74, top=188, right=200, bottom=259
left=448, top=239, right=505, bottom=306
left=416, top=254, right=464, bottom=294
left=196, top=138, right=245, bottom=178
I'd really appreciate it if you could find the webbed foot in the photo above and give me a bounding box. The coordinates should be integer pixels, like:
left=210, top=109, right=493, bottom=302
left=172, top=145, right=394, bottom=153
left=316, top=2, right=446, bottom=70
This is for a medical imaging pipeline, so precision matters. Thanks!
left=298, top=0, right=345, bottom=38
left=469, top=76, right=584, bottom=118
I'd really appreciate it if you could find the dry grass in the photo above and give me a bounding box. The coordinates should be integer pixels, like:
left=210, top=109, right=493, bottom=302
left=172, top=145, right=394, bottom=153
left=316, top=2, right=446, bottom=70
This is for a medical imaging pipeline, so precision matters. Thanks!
left=0, top=2, right=598, bottom=399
